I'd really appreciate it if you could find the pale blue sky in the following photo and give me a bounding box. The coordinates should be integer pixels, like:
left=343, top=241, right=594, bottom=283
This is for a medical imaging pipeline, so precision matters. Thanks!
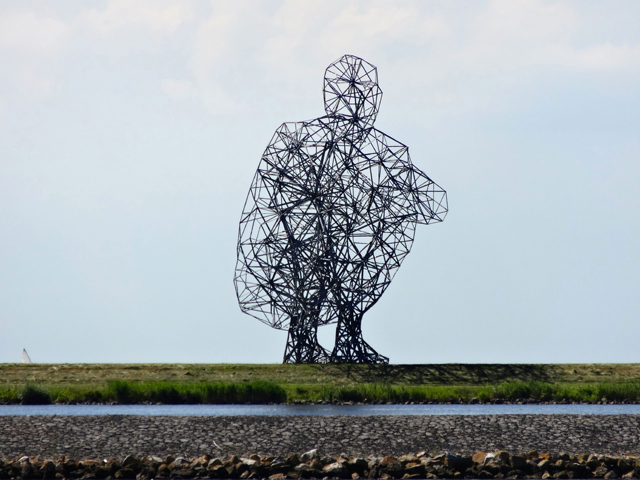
left=1, top=0, right=639, bottom=364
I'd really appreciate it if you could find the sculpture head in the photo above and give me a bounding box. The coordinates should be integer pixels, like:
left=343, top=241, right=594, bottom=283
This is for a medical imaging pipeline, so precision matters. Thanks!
left=323, top=55, right=382, bottom=129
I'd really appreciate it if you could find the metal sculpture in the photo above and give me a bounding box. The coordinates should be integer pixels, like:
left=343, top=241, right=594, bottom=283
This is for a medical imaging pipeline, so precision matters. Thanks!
left=234, top=54, right=448, bottom=364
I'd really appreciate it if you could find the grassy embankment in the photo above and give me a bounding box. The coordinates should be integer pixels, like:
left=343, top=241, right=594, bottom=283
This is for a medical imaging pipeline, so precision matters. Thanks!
left=2, top=363, right=640, bottom=404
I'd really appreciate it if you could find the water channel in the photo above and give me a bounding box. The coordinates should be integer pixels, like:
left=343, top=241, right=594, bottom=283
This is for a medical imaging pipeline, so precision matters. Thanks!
left=2, top=403, right=640, bottom=416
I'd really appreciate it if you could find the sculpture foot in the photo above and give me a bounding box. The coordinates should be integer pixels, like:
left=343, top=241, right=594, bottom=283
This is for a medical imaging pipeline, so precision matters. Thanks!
left=283, top=324, right=330, bottom=364
left=330, top=339, right=389, bottom=364
left=283, top=344, right=329, bottom=364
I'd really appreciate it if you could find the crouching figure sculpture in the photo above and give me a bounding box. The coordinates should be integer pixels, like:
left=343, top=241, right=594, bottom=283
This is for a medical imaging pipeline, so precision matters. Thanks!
left=234, top=54, right=448, bottom=364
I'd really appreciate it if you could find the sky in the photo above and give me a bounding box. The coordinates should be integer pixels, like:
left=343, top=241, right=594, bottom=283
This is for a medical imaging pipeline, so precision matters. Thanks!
left=1, top=0, right=639, bottom=364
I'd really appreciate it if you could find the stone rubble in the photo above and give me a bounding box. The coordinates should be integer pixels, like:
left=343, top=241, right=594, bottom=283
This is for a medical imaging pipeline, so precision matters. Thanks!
left=3, top=415, right=640, bottom=478
left=2, top=415, right=640, bottom=460
left=3, top=450, right=640, bottom=479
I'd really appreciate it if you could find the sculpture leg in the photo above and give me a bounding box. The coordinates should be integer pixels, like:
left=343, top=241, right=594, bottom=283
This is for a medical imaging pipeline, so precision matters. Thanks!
left=330, top=313, right=389, bottom=364
left=283, top=315, right=329, bottom=364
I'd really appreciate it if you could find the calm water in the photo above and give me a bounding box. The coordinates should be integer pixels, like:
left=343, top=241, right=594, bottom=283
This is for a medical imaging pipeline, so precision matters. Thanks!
left=2, top=403, right=640, bottom=416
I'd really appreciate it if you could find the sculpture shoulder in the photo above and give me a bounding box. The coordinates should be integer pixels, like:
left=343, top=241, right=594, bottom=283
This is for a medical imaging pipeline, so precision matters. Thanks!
left=269, top=116, right=335, bottom=141
left=267, top=121, right=304, bottom=147
left=368, top=127, right=409, bottom=152
left=260, top=117, right=336, bottom=169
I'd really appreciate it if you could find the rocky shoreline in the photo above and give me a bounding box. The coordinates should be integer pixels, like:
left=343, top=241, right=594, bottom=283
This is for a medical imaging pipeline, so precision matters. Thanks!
left=3, top=415, right=640, bottom=459
left=3, top=450, right=640, bottom=479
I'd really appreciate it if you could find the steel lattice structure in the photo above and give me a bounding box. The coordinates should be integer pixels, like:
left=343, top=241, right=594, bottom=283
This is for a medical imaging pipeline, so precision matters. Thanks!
left=234, top=55, right=448, bottom=364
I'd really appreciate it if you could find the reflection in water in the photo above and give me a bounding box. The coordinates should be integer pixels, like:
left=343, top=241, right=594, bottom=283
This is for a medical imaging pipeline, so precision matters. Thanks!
left=2, top=404, right=640, bottom=416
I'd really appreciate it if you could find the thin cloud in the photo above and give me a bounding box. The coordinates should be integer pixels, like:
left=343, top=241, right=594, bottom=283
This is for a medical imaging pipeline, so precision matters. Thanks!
left=1, top=1, right=639, bottom=116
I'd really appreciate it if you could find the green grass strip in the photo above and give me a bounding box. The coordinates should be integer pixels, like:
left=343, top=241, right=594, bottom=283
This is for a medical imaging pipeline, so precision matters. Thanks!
left=2, top=380, right=640, bottom=405
left=0, top=381, right=287, bottom=405
left=105, top=380, right=287, bottom=404
left=286, top=381, right=640, bottom=404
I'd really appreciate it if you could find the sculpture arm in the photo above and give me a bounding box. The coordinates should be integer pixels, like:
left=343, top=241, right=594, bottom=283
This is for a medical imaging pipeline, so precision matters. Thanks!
left=409, top=164, right=448, bottom=225
left=369, top=128, right=448, bottom=225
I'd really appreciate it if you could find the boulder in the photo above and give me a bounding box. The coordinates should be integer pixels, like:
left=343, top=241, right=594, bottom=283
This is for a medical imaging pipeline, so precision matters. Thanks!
left=483, top=453, right=496, bottom=465
left=21, top=463, right=35, bottom=479
left=122, top=455, right=140, bottom=469
left=321, top=456, right=338, bottom=467
left=567, top=462, right=589, bottom=477
left=445, top=453, right=472, bottom=471
left=235, top=462, right=251, bottom=477
left=139, top=465, right=159, bottom=479
left=605, top=457, right=621, bottom=468
left=379, top=457, right=403, bottom=478
left=143, top=456, right=164, bottom=466
left=156, top=464, right=170, bottom=478
left=171, top=466, right=196, bottom=478
left=493, top=451, right=511, bottom=465
left=39, top=460, right=56, bottom=479
left=510, top=455, right=526, bottom=469
left=482, top=463, right=501, bottom=475
left=398, top=455, right=420, bottom=465
left=295, top=463, right=322, bottom=478
left=208, top=464, right=228, bottom=478
left=169, top=457, right=189, bottom=470
left=300, top=449, right=319, bottom=462
left=404, top=462, right=426, bottom=476
left=538, top=460, right=552, bottom=472
left=225, top=464, right=239, bottom=478
left=114, top=468, right=136, bottom=479
left=323, top=462, right=350, bottom=479
left=286, top=453, right=300, bottom=466
left=619, top=458, right=633, bottom=471
left=267, top=457, right=289, bottom=475
left=477, top=470, right=494, bottom=479
left=95, top=465, right=114, bottom=479
left=348, top=458, right=369, bottom=475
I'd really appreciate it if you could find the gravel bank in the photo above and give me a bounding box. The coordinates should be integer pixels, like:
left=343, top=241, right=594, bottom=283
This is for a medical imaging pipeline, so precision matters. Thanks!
left=1, top=415, right=639, bottom=459
left=4, top=450, right=640, bottom=479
